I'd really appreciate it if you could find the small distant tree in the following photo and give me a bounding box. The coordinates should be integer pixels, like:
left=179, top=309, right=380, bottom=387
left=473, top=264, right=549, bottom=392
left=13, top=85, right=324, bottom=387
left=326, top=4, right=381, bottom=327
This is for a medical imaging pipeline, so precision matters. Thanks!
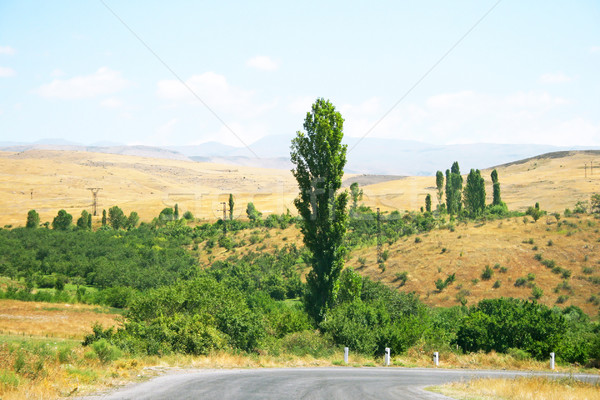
left=491, top=169, right=502, bottom=206
left=445, top=162, right=463, bottom=215
left=425, top=194, right=432, bottom=213
left=246, top=202, right=262, bottom=221
left=350, top=182, right=363, bottom=210
left=183, top=211, right=194, bottom=220
left=52, top=209, right=72, bottom=230
left=174, top=204, right=179, bottom=220
left=159, top=207, right=175, bottom=222
left=228, top=194, right=234, bottom=220
left=87, top=212, right=92, bottom=229
left=464, top=169, right=486, bottom=217
left=26, top=209, right=40, bottom=228
left=127, top=211, right=139, bottom=229
left=435, top=170, right=444, bottom=208
left=526, top=204, right=543, bottom=222
left=108, top=206, right=127, bottom=229
left=101, top=209, right=107, bottom=226
left=77, top=210, right=90, bottom=230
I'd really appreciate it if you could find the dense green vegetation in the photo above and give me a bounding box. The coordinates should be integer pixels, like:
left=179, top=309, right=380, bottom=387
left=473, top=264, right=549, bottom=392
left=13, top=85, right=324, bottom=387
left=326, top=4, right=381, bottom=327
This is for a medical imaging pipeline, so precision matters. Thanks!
left=0, top=201, right=599, bottom=367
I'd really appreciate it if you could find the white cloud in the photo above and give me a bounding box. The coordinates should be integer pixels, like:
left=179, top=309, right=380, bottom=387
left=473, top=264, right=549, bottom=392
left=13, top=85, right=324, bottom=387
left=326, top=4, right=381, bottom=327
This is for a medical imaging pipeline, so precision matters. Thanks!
left=0, top=46, right=15, bottom=56
left=36, top=67, right=128, bottom=99
left=0, top=67, right=15, bottom=77
left=539, top=72, right=573, bottom=84
left=246, top=55, right=279, bottom=71
left=156, top=71, right=274, bottom=117
left=337, top=89, right=596, bottom=146
left=100, top=98, right=123, bottom=108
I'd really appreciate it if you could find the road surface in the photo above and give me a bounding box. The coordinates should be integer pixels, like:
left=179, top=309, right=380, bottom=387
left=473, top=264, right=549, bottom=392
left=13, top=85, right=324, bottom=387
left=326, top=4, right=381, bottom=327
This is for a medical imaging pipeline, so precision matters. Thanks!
left=81, top=367, right=600, bottom=400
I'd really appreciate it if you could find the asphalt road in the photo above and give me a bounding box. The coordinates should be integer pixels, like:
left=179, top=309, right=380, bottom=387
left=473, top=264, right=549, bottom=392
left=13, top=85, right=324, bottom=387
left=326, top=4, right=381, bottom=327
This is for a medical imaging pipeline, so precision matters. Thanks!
left=82, top=367, right=600, bottom=400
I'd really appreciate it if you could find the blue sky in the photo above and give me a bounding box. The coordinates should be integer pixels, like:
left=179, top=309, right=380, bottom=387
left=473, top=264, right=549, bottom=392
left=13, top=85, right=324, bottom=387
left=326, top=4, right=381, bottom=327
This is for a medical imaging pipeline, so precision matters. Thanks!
left=0, top=1, right=599, bottom=148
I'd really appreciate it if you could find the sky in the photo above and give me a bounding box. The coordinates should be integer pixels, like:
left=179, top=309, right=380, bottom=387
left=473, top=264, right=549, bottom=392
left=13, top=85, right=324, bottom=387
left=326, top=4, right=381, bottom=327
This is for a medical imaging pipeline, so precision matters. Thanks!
left=1, top=0, right=599, bottom=149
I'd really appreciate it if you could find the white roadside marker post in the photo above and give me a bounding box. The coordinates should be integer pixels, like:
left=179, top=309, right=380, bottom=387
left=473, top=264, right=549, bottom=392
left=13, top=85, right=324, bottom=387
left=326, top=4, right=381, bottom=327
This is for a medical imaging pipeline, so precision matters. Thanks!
left=385, top=347, right=390, bottom=366
left=550, top=352, right=555, bottom=370
left=344, top=347, right=349, bottom=364
left=434, top=352, right=439, bottom=367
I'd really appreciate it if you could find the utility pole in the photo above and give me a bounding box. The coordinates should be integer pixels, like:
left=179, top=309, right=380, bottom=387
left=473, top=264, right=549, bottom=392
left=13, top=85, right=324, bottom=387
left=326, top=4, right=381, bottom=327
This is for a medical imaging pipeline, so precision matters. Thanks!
left=585, top=163, right=588, bottom=178
left=376, top=207, right=382, bottom=265
left=86, top=188, right=102, bottom=216
left=219, top=201, right=227, bottom=234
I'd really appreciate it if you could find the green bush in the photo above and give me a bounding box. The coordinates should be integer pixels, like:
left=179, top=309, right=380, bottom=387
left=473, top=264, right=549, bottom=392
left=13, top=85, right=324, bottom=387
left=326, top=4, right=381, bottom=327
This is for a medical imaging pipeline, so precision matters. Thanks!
left=92, top=339, right=122, bottom=363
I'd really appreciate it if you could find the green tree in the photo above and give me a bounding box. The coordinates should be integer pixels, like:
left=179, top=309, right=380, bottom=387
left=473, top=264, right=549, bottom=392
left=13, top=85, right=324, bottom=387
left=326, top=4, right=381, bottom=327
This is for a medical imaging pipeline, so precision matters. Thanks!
left=291, top=98, right=349, bottom=322
left=26, top=209, right=40, bottom=228
left=108, top=206, right=127, bottom=230
left=52, top=209, right=73, bottom=230
left=159, top=207, right=175, bottom=222
left=491, top=169, right=502, bottom=206
left=77, top=210, right=91, bottom=230
left=101, top=209, right=107, bottom=226
left=174, top=204, right=179, bottom=220
left=425, top=194, right=432, bottom=213
left=445, top=162, right=463, bottom=215
left=127, top=211, right=139, bottom=230
left=87, top=212, right=92, bottom=229
left=435, top=170, right=444, bottom=208
left=228, top=194, right=234, bottom=220
left=349, top=182, right=363, bottom=210
left=463, top=169, right=486, bottom=217
left=246, top=202, right=262, bottom=221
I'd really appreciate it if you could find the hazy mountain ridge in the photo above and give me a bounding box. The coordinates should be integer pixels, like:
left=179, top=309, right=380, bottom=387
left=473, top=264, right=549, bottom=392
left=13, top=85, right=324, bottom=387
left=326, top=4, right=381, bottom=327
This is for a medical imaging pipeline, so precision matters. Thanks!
left=2, top=136, right=599, bottom=175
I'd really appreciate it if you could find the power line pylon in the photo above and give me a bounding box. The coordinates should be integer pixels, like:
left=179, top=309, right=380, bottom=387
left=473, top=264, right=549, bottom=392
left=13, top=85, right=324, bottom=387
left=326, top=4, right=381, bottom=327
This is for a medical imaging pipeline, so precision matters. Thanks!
left=87, top=188, right=102, bottom=216
left=376, top=207, right=382, bottom=265
left=219, top=202, right=227, bottom=234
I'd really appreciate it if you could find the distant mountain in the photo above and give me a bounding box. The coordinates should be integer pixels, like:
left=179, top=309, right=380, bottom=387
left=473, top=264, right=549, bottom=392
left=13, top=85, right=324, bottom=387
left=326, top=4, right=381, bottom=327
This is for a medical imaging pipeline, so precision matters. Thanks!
left=178, top=135, right=600, bottom=175
left=2, top=136, right=598, bottom=175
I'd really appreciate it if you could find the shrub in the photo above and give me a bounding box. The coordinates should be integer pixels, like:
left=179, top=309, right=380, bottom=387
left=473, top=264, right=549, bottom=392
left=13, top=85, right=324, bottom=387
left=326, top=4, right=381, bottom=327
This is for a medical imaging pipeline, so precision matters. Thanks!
left=492, top=280, right=501, bottom=289
left=541, top=259, right=556, bottom=268
left=514, top=277, right=527, bottom=287
left=481, top=265, right=493, bottom=281
left=556, top=295, right=569, bottom=304
left=499, top=266, right=508, bottom=273
left=394, top=272, right=408, bottom=286
left=527, top=273, right=535, bottom=281
left=414, top=237, right=422, bottom=243
left=92, top=339, right=122, bottom=363
left=534, top=253, right=543, bottom=261
left=531, top=285, right=543, bottom=300
left=455, top=298, right=568, bottom=360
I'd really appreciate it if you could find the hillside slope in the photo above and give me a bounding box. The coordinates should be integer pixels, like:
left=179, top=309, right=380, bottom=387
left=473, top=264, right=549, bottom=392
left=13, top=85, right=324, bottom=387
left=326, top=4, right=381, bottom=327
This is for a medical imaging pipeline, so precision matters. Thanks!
left=0, top=149, right=598, bottom=228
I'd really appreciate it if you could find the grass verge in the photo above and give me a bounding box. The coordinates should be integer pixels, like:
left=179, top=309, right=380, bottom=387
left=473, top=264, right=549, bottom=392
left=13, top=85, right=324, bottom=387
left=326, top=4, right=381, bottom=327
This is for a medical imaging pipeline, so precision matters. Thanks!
left=428, top=376, right=600, bottom=400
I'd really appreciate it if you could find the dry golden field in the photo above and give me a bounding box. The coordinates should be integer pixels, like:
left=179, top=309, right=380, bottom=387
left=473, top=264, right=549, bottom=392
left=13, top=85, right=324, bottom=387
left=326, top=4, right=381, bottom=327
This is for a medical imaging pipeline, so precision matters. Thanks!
left=0, top=299, right=121, bottom=339
left=0, top=149, right=599, bottom=227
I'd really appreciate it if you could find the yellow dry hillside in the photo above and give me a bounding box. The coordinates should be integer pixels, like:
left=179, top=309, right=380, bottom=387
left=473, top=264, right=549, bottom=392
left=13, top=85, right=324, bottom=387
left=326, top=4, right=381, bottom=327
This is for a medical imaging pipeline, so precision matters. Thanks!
left=1, top=149, right=599, bottom=227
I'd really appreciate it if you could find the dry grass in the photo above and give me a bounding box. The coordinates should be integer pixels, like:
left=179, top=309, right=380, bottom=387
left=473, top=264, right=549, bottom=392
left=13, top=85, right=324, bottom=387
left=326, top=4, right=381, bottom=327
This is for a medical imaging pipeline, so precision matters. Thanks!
left=431, top=376, right=600, bottom=400
left=0, top=299, right=121, bottom=339
left=1, top=149, right=599, bottom=227
left=348, top=214, right=600, bottom=316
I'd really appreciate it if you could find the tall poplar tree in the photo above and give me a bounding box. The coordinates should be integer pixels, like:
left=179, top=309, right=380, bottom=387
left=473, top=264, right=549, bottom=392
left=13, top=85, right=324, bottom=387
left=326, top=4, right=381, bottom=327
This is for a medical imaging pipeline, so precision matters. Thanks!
left=291, top=98, right=348, bottom=322
left=435, top=170, right=444, bottom=208
left=491, top=169, right=502, bottom=206
left=464, top=169, right=486, bottom=216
